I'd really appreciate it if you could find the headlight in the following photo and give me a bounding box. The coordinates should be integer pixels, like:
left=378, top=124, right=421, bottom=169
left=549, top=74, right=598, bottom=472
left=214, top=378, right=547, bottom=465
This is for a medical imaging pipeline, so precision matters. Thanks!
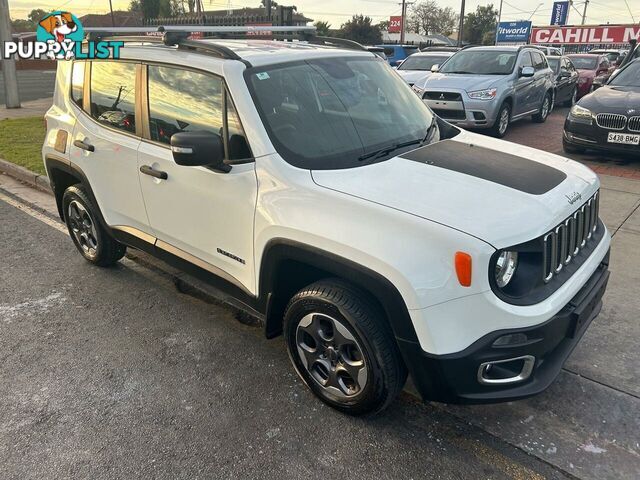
left=495, top=251, right=518, bottom=288
left=569, top=104, right=593, bottom=124
left=467, top=88, right=497, bottom=100
left=412, top=85, right=425, bottom=97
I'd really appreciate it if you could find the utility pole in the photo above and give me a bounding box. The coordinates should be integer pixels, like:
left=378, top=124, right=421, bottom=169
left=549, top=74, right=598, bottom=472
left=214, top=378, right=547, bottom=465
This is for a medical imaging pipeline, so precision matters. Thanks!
left=400, top=0, right=407, bottom=44
left=457, top=0, right=466, bottom=47
left=0, top=0, right=20, bottom=108
left=108, top=0, right=115, bottom=26
left=494, top=0, right=503, bottom=45
left=581, top=0, right=589, bottom=25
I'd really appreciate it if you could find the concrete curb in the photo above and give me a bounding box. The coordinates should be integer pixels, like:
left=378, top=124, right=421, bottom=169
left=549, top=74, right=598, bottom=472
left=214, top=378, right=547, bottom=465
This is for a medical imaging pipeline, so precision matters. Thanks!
left=0, top=158, right=52, bottom=194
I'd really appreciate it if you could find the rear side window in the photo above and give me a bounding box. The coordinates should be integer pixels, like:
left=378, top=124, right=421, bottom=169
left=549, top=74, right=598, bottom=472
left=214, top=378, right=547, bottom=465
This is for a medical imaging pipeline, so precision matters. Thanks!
left=90, top=62, right=137, bottom=134
left=71, top=61, right=85, bottom=108
left=147, top=65, right=224, bottom=146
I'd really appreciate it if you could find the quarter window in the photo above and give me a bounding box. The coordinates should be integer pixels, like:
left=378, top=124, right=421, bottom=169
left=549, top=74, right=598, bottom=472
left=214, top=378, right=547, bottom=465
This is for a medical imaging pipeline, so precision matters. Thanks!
left=71, top=61, right=85, bottom=109
left=90, top=61, right=137, bottom=134
left=532, top=52, right=547, bottom=70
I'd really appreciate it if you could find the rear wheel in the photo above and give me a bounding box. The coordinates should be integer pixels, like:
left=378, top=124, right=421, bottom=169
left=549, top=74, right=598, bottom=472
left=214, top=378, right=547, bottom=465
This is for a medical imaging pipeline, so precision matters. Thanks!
left=533, top=92, right=552, bottom=123
left=62, top=185, right=126, bottom=267
left=490, top=102, right=511, bottom=138
left=284, top=279, right=407, bottom=415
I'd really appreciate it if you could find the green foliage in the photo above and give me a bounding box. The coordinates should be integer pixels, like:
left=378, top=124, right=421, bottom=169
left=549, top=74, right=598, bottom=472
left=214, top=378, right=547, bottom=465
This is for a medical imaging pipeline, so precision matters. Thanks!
left=314, top=21, right=331, bottom=37
left=10, top=9, right=49, bottom=32
left=463, top=4, right=498, bottom=45
left=339, top=15, right=382, bottom=46
left=0, top=117, right=47, bottom=176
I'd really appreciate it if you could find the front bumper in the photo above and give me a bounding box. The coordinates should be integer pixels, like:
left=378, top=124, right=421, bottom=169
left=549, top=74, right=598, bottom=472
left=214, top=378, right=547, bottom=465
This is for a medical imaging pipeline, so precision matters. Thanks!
left=422, top=90, right=499, bottom=130
left=400, top=252, right=610, bottom=404
left=564, top=118, right=640, bottom=156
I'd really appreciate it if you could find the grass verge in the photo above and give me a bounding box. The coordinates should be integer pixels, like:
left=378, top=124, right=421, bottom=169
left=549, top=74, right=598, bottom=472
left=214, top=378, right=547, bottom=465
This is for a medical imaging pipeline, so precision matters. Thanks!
left=0, top=117, right=46, bottom=175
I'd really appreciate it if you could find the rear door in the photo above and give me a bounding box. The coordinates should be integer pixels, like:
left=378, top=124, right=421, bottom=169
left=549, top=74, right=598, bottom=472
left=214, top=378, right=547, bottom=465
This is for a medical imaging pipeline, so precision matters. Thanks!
left=69, top=60, right=149, bottom=232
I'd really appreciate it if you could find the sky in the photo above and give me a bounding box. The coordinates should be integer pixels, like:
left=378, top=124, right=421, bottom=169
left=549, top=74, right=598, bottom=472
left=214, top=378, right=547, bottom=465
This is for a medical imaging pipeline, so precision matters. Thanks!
left=9, top=0, right=640, bottom=26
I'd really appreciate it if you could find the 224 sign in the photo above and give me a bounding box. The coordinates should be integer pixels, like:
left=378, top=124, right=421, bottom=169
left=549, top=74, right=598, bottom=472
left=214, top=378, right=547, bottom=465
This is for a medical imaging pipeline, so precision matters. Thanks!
left=389, top=16, right=403, bottom=34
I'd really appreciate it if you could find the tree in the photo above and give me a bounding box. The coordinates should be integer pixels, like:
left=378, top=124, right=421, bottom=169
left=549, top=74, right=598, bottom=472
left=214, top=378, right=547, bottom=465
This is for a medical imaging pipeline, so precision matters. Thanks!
left=463, top=4, right=498, bottom=45
left=407, top=1, right=458, bottom=36
left=377, top=20, right=390, bottom=31
left=313, top=21, right=331, bottom=37
left=10, top=9, right=49, bottom=32
left=27, top=9, right=48, bottom=24
left=339, top=15, right=382, bottom=45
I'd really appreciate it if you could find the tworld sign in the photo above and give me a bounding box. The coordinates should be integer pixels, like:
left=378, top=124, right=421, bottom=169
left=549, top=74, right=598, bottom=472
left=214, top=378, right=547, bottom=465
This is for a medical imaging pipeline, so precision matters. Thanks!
left=496, top=21, right=532, bottom=43
left=531, top=25, right=640, bottom=44
left=550, top=1, right=569, bottom=26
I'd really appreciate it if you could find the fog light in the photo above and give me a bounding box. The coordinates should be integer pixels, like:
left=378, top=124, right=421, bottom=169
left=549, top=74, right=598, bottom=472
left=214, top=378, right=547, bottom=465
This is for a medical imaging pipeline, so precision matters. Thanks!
left=492, top=333, right=528, bottom=347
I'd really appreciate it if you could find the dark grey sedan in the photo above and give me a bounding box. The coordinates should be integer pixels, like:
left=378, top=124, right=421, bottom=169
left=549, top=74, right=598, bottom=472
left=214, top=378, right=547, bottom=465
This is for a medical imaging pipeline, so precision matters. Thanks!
left=547, top=55, right=579, bottom=107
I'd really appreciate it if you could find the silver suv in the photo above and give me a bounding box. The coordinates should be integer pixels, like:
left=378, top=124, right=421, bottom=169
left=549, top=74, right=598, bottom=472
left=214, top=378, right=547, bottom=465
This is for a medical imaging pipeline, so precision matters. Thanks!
left=414, top=46, right=555, bottom=137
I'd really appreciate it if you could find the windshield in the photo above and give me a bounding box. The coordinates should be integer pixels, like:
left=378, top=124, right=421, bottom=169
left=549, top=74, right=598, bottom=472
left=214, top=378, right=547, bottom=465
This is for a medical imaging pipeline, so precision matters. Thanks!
left=609, top=62, right=640, bottom=87
left=547, top=58, right=560, bottom=73
left=246, top=57, right=436, bottom=169
left=568, top=56, right=597, bottom=70
left=399, top=55, right=448, bottom=71
left=440, top=50, right=517, bottom=75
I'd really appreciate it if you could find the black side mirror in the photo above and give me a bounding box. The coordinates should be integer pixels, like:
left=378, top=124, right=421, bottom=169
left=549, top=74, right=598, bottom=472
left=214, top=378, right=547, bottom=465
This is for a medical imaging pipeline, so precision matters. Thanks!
left=170, top=131, right=230, bottom=173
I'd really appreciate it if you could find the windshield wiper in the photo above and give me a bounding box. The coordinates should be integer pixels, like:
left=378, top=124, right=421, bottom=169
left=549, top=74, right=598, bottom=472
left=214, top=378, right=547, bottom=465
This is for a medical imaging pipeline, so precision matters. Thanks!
left=358, top=139, right=422, bottom=162
left=421, top=117, right=439, bottom=145
left=445, top=71, right=473, bottom=74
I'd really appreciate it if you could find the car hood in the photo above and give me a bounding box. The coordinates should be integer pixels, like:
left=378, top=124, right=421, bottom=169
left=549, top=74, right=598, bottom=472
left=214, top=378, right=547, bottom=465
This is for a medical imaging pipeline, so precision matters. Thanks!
left=311, top=131, right=599, bottom=248
left=422, top=73, right=499, bottom=92
left=579, top=85, right=640, bottom=113
left=396, top=70, right=431, bottom=84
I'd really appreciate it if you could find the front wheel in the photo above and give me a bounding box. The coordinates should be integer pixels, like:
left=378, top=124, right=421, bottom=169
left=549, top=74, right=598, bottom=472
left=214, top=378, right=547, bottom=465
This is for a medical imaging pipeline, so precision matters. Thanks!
left=532, top=93, right=552, bottom=123
left=284, top=279, right=407, bottom=415
left=490, top=102, right=511, bottom=138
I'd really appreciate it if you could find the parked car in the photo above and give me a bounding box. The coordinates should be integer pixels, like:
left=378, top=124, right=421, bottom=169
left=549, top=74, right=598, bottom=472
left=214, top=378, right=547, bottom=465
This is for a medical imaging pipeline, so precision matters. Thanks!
left=376, top=44, right=419, bottom=66
left=547, top=55, right=579, bottom=106
left=564, top=59, right=640, bottom=156
left=417, top=46, right=555, bottom=137
left=588, top=48, right=625, bottom=65
left=395, top=51, right=454, bottom=86
left=366, top=46, right=387, bottom=61
left=566, top=54, right=612, bottom=99
left=534, top=46, right=562, bottom=56
left=43, top=30, right=610, bottom=415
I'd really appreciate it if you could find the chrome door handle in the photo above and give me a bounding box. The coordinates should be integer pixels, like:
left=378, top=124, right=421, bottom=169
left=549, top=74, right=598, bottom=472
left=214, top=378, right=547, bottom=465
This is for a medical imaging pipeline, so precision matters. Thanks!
left=140, top=165, right=168, bottom=180
left=73, top=139, right=95, bottom=152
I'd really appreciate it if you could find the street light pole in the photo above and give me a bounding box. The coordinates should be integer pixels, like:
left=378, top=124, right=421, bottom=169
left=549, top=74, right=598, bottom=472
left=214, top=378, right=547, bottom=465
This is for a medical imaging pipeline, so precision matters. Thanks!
left=0, top=0, right=21, bottom=108
left=400, top=0, right=406, bottom=44
left=457, top=0, right=465, bottom=47
left=581, top=0, right=589, bottom=25
left=494, top=0, right=503, bottom=45
left=108, top=0, right=115, bottom=26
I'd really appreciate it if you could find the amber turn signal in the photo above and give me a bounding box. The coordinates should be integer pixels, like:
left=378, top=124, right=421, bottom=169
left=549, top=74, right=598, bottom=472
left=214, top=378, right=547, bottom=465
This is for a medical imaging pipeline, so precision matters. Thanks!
left=455, top=252, right=472, bottom=287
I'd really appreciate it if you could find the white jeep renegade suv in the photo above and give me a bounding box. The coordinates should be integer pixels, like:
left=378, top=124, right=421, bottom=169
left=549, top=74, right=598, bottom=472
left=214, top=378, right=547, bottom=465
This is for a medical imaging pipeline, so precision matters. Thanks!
left=42, top=27, right=611, bottom=415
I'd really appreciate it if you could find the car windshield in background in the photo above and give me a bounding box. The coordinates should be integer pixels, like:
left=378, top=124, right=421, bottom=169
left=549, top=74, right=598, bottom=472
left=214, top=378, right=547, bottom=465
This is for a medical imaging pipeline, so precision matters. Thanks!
left=609, top=62, right=640, bottom=87
left=247, top=57, right=435, bottom=170
left=440, top=51, right=517, bottom=75
left=398, top=55, right=447, bottom=71
left=568, top=56, right=598, bottom=70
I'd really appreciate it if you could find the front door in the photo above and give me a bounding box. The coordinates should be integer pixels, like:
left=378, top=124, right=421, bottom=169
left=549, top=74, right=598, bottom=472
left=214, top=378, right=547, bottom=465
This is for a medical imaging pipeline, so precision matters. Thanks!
left=69, top=60, right=149, bottom=232
left=514, top=51, right=534, bottom=115
left=137, top=64, right=258, bottom=294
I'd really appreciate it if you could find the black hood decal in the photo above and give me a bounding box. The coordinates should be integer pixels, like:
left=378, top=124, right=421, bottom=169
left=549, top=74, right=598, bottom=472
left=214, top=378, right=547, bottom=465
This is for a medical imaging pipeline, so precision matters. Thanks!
left=400, top=140, right=567, bottom=195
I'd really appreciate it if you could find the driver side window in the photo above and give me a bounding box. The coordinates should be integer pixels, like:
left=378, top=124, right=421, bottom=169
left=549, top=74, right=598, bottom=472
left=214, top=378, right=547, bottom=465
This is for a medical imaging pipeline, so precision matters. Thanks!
left=519, top=52, right=533, bottom=69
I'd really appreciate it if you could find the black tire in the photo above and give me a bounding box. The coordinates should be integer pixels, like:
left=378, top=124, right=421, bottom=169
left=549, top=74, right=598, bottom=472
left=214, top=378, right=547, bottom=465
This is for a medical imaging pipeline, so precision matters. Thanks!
left=563, top=137, right=586, bottom=155
left=284, top=279, right=407, bottom=415
left=62, top=185, right=126, bottom=267
left=563, top=87, right=577, bottom=108
left=490, top=102, right=511, bottom=138
left=532, top=92, right=552, bottom=123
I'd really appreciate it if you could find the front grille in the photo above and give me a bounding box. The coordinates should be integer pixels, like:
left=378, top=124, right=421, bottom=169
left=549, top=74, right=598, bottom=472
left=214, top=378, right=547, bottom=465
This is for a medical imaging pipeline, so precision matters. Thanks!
left=432, top=108, right=466, bottom=120
left=596, top=113, right=627, bottom=130
left=424, top=91, right=463, bottom=101
left=628, top=116, right=640, bottom=133
left=542, top=191, right=600, bottom=283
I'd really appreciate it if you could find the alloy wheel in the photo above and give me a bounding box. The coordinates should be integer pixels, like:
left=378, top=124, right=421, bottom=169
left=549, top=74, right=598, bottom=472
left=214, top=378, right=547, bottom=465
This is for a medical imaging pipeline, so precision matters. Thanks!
left=498, top=108, right=510, bottom=136
left=296, top=313, right=368, bottom=398
left=68, top=200, right=98, bottom=257
left=541, top=96, right=550, bottom=119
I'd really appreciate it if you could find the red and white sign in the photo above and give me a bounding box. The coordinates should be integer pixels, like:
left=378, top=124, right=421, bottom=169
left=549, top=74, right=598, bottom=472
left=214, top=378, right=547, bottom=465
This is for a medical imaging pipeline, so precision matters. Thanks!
left=246, top=22, right=273, bottom=37
left=389, top=16, right=403, bottom=34
left=531, top=25, right=640, bottom=44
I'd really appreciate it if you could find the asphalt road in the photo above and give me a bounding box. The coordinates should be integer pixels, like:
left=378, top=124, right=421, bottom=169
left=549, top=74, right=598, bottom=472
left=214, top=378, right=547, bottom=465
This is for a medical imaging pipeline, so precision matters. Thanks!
left=0, top=70, right=56, bottom=104
left=0, top=197, right=568, bottom=479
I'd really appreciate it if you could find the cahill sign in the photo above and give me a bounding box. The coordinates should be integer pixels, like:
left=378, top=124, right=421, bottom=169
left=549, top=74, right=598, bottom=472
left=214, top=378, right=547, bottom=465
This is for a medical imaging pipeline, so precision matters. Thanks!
left=532, top=25, right=640, bottom=45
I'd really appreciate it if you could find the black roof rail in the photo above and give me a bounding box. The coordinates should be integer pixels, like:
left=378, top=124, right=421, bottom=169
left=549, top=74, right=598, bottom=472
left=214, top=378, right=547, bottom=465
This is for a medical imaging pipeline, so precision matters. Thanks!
left=304, top=35, right=368, bottom=51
